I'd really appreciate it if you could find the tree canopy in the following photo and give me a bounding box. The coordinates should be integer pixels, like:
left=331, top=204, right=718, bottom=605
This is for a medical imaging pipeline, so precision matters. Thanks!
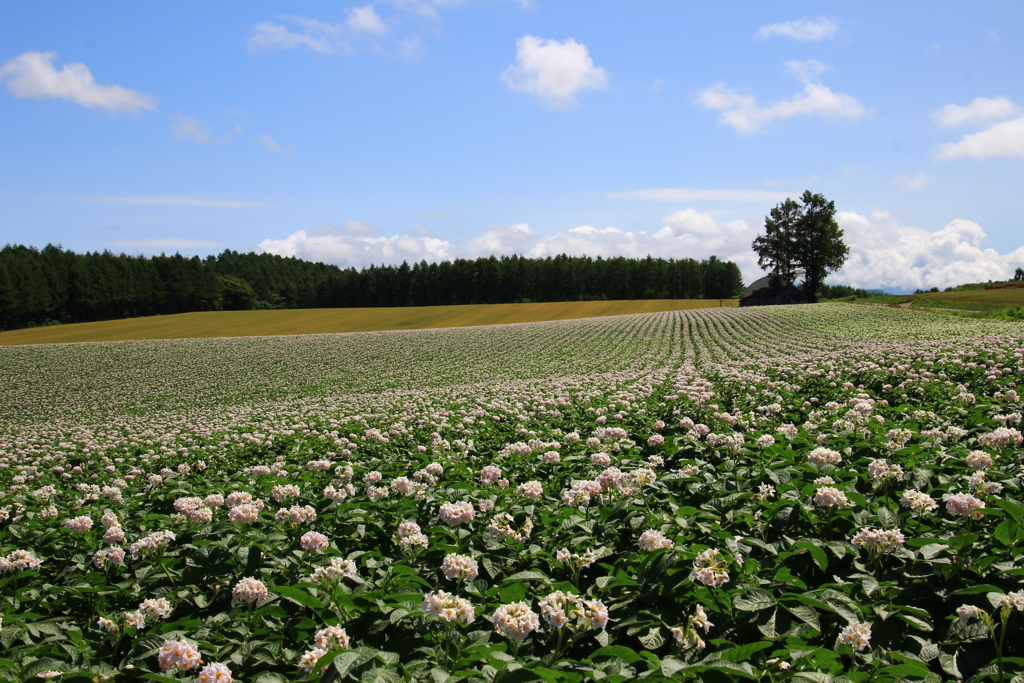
left=751, top=191, right=850, bottom=303
left=0, top=245, right=745, bottom=331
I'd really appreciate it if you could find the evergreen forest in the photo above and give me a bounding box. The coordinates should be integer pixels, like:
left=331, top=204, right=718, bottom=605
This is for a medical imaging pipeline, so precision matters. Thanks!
left=0, top=244, right=745, bottom=331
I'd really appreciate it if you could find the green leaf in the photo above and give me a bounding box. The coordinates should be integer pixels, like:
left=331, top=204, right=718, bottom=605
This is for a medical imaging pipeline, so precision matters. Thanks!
left=734, top=589, right=777, bottom=611
left=244, top=545, right=263, bottom=575
left=717, top=641, right=774, bottom=663
left=638, top=627, right=664, bottom=650
left=792, top=674, right=834, bottom=683
left=995, top=520, right=1019, bottom=547
left=22, top=659, right=68, bottom=677
left=897, top=611, right=933, bottom=632
left=876, top=506, right=899, bottom=529
left=503, top=571, right=551, bottom=583
left=661, top=657, right=686, bottom=677
left=271, top=585, right=324, bottom=610
left=885, top=662, right=932, bottom=677
left=939, top=652, right=960, bottom=678
left=756, top=609, right=778, bottom=639
left=254, top=674, right=289, bottom=683
left=672, top=659, right=758, bottom=680
left=361, top=666, right=402, bottom=683
left=918, top=543, right=948, bottom=560
left=785, top=604, right=821, bottom=632
left=333, top=651, right=369, bottom=677
left=996, top=499, right=1024, bottom=525
left=794, top=541, right=828, bottom=571
left=500, top=582, right=527, bottom=603
left=588, top=646, right=644, bottom=664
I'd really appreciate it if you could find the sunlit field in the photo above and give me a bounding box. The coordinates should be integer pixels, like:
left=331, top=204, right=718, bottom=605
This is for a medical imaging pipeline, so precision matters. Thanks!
left=0, top=299, right=738, bottom=347
left=1, top=303, right=1022, bottom=683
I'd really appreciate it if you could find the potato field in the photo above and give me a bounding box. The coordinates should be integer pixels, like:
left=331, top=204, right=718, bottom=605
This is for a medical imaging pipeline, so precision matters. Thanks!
left=1, top=304, right=1022, bottom=683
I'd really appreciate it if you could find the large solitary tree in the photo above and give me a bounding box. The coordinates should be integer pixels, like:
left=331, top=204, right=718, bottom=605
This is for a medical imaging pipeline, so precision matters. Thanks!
left=751, top=190, right=849, bottom=303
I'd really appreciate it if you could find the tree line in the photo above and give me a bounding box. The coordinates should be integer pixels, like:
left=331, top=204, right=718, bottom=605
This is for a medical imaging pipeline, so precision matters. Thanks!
left=0, top=244, right=745, bottom=331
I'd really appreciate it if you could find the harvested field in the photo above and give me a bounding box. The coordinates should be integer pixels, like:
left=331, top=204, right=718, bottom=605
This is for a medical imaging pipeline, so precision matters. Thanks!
left=0, top=299, right=737, bottom=346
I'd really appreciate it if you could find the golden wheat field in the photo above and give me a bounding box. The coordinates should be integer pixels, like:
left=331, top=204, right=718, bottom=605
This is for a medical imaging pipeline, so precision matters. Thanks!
left=0, top=299, right=738, bottom=346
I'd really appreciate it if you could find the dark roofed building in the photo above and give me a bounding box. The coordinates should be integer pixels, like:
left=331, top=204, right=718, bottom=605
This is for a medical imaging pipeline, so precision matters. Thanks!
left=739, top=283, right=810, bottom=307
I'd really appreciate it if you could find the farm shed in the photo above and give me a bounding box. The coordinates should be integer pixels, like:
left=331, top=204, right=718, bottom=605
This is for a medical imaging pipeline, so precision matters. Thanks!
left=739, top=283, right=810, bottom=307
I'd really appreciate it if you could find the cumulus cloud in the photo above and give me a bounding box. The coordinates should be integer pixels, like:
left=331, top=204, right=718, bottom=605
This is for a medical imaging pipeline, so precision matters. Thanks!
left=257, top=229, right=454, bottom=265
left=0, top=51, right=157, bottom=114
left=347, top=5, right=388, bottom=34
left=933, top=96, right=1020, bottom=128
left=248, top=16, right=352, bottom=55
left=893, top=172, right=933, bottom=192
left=659, top=209, right=724, bottom=236
left=610, top=188, right=792, bottom=203
left=756, top=17, right=838, bottom=41
left=258, top=134, right=293, bottom=154
left=255, top=210, right=762, bottom=281
left=935, top=115, right=1024, bottom=161
left=697, top=62, right=867, bottom=134
left=833, top=210, right=1024, bottom=290
left=501, top=35, right=609, bottom=109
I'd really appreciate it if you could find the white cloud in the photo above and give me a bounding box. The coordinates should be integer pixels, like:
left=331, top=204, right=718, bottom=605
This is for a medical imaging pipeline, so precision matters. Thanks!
left=501, top=35, right=609, bottom=109
left=172, top=114, right=213, bottom=144
left=172, top=116, right=242, bottom=145
left=697, top=66, right=868, bottom=134
left=610, top=188, right=792, bottom=203
left=248, top=16, right=351, bottom=55
left=756, top=17, right=838, bottom=41
left=382, top=0, right=471, bottom=20
left=258, top=134, right=294, bottom=154
left=396, top=36, right=426, bottom=60
left=257, top=229, right=454, bottom=264
left=933, top=96, right=1020, bottom=128
left=110, top=238, right=228, bottom=249
left=256, top=210, right=762, bottom=281
left=893, top=172, right=933, bottom=192
left=347, top=5, right=389, bottom=34
left=832, top=210, right=1024, bottom=290
left=935, top=115, right=1024, bottom=160
left=784, top=59, right=832, bottom=84
left=91, top=196, right=267, bottom=208
left=659, top=209, right=724, bottom=236
left=0, top=51, right=157, bottom=114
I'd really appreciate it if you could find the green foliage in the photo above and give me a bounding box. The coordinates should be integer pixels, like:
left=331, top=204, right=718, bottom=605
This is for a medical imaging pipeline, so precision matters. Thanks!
left=218, top=274, right=260, bottom=311
left=0, top=245, right=744, bottom=331
left=993, top=305, right=1024, bottom=322
left=1, top=304, right=1023, bottom=681
left=751, top=192, right=850, bottom=303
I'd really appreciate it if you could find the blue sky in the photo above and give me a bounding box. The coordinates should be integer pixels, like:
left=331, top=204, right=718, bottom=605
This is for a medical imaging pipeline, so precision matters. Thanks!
left=1, top=1, right=1022, bottom=292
